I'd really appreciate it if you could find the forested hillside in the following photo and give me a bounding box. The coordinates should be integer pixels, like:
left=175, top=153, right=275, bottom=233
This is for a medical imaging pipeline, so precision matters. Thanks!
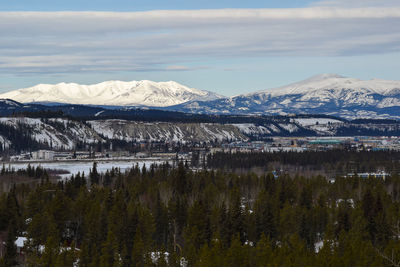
left=1, top=162, right=400, bottom=266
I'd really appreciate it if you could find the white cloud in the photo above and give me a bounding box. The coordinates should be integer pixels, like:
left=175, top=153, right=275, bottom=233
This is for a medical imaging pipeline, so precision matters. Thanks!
left=313, top=0, right=400, bottom=7
left=0, top=8, right=399, bottom=74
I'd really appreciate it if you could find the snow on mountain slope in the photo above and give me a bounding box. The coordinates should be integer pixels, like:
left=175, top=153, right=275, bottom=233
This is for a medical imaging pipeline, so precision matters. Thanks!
left=172, top=74, right=400, bottom=119
left=263, top=74, right=400, bottom=96
left=88, top=120, right=247, bottom=143
left=0, top=135, right=11, bottom=149
left=0, top=117, right=103, bottom=149
left=247, top=74, right=400, bottom=108
left=0, top=117, right=249, bottom=150
left=293, top=118, right=344, bottom=127
left=0, top=80, right=223, bottom=107
left=232, top=124, right=271, bottom=135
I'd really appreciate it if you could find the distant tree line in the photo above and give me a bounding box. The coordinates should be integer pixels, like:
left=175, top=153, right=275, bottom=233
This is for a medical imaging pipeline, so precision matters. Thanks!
left=207, top=150, right=400, bottom=174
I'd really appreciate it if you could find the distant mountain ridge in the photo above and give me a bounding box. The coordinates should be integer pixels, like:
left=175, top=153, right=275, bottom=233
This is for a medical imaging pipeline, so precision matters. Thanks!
left=166, top=74, right=400, bottom=119
left=0, top=80, right=223, bottom=107
left=264, top=74, right=400, bottom=96
left=1, top=74, right=400, bottom=119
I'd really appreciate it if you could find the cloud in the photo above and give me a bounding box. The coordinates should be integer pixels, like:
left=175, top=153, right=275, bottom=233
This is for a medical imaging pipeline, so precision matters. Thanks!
left=0, top=8, right=399, bottom=74
left=312, top=0, right=400, bottom=7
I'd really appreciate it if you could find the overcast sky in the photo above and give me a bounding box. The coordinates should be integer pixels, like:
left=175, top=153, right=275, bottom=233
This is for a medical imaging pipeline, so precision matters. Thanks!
left=1, top=0, right=399, bottom=96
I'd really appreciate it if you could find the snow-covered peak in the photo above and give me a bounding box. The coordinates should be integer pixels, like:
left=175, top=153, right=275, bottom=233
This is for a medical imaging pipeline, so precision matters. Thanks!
left=252, top=74, right=400, bottom=97
left=304, top=73, right=346, bottom=81
left=0, top=80, right=224, bottom=107
left=174, top=74, right=400, bottom=119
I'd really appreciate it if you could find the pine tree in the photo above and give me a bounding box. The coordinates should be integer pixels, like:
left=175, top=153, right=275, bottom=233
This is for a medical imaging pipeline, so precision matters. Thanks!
left=90, top=162, right=100, bottom=186
left=39, top=236, right=59, bottom=267
left=197, top=244, right=213, bottom=267
left=4, top=223, right=18, bottom=267
left=154, top=193, right=168, bottom=248
left=255, top=234, right=273, bottom=267
left=225, top=234, right=248, bottom=266
left=230, top=190, right=244, bottom=242
left=174, top=161, right=187, bottom=195
left=131, top=231, right=145, bottom=267
left=54, top=241, right=76, bottom=267
left=99, top=230, right=119, bottom=267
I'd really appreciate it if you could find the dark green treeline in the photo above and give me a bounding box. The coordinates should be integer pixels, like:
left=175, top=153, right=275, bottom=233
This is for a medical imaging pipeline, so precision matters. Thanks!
left=207, top=150, right=400, bottom=173
left=1, top=162, right=400, bottom=266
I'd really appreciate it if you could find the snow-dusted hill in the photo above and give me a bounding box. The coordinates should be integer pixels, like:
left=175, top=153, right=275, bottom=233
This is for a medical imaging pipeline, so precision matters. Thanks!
left=0, top=116, right=399, bottom=151
left=0, top=118, right=248, bottom=150
left=0, top=117, right=103, bottom=150
left=88, top=120, right=247, bottom=143
left=0, top=80, right=223, bottom=107
left=170, top=74, right=400, bottom=119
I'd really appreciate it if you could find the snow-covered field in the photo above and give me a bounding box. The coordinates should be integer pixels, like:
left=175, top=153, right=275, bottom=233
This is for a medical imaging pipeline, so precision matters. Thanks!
left=6, top=160, right=166, bottom=179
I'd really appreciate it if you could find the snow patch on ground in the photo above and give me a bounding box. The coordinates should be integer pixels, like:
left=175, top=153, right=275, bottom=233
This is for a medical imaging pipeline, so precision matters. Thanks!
left=294, top=118, right=343, bottom=127
left=278, top=123, right=299, bottom=133
left=89, top=120, right=246, bottom=143
left=232, top=124, right=271, bottom=135
left=0, top=117, right=102, bottom=149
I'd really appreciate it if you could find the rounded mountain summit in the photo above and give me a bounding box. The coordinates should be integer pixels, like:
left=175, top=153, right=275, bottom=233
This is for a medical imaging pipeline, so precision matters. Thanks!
left=0, top=80, right=223, bottom=107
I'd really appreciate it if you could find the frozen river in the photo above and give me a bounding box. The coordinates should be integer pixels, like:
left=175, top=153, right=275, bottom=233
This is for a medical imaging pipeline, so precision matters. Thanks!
left=4, top=160, right=168, bottom=179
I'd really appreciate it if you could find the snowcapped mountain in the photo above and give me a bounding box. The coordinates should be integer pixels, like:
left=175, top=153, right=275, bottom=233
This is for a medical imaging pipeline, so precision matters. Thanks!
left=265, top=74, right=400, bottom=96
left=0, top=80, right=223, bottom=107
left=170, top=74, right=400, bottom=119
left=1, top=74, right=399, bottom=119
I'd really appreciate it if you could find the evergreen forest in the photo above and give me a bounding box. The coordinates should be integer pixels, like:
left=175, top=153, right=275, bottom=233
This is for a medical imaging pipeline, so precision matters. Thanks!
left=1, top=159, right=400, bottom=266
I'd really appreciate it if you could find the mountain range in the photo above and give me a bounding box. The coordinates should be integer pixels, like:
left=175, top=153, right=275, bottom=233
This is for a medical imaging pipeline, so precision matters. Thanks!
left=0, top=80, right=222, bottom=107
left=1, top=74, right=400, bottom=119
left=167, top=74, right=400, bottom=119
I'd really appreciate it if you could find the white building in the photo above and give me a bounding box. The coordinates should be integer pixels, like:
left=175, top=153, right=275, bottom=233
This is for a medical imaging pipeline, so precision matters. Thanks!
left=32, top=150, right=54, bottom=161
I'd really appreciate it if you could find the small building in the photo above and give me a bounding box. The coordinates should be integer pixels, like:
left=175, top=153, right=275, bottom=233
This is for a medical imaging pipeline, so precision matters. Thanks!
left=308, top=139, right=342, bottom=145
left=32, top=150, right=54, bottom=161
left=152, top=152, right=178, bottom=158
left=53, top=151, right=73, bottom=160
left=15, top=237, right=27, bottom=254
left=136, top=152, right=150, bottom=158
left=346, top=171, right=390, bottom=180
left=210, top=147, right=223, bottom=154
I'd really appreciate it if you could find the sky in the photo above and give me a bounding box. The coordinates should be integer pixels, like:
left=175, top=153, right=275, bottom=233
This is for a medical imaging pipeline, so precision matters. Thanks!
left=0, top=0, right=400, bottom=96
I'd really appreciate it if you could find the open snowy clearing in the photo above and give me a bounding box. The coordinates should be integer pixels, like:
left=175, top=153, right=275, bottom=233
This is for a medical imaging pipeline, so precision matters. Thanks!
left=5, top=160, right=167, bottom=179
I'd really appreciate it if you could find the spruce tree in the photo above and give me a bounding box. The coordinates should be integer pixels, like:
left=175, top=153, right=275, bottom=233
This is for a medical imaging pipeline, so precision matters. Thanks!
left=4, top=223, right=18, bottom=267
left=90, top=162, right=100, bottom=186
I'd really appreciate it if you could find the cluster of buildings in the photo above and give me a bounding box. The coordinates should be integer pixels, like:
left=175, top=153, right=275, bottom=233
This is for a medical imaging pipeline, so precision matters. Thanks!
left=9, top=150, right=124, bottom=162
left=9, top=149, right=192, bottom=162
left=5, top=136, right=400, bottom=162
left=210, top=136, right=400, bottom=154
